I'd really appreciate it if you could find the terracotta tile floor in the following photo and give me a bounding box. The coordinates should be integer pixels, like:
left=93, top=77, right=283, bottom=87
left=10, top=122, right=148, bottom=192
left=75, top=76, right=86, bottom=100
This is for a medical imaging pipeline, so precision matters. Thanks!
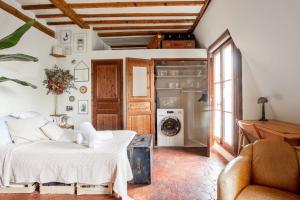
left=0, top=148, right=227, bottom=200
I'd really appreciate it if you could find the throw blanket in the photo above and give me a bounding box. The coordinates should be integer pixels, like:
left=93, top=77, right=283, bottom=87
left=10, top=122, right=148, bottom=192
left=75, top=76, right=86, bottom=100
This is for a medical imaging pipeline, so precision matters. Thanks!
left=0, top=130, right=136, bottom=200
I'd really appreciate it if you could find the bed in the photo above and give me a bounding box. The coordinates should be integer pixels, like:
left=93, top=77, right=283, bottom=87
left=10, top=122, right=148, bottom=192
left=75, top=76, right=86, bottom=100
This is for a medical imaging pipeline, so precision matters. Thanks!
left=0, top=130, right=136, bottom=200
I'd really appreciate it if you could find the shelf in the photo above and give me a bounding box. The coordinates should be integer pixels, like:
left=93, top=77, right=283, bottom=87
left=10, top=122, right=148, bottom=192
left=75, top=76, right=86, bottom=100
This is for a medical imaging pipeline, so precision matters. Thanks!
left=156, top=75, right=203, bottom=79
left=50, top=53, right=66, bottom=58
left=156, top=88, right=205, bottom=93
left=156, top=88, right=182, bottom=90
left=156, top=65, right=206, bottom=69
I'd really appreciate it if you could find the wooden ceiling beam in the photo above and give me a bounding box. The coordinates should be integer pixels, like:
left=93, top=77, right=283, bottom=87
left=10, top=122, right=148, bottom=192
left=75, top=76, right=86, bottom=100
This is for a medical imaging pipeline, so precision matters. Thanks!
left=36, top=13, right=199, bottom=19
left=48, top=19, right=194, bottom=26
left=93, top=25, right=191, bottom=31
left=0, top=0, right=55, bottom=38
left=23, top=1, right=204, bottom=10
left=49, top=0, right=89, bottom=29
left=189, top=0, right=211, bottom=31
left=98, top=30, right=188, bottom=37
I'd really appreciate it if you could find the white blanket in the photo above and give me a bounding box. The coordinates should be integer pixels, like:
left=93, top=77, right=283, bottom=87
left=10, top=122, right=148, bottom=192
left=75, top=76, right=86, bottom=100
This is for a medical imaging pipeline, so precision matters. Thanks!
left=0, top=130, right=136, bottom=200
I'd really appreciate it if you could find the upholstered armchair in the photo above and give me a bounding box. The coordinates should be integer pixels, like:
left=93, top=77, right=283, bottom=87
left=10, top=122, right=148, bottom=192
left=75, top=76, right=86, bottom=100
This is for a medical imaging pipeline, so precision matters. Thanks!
left=218, top=140, right=300, bottom=200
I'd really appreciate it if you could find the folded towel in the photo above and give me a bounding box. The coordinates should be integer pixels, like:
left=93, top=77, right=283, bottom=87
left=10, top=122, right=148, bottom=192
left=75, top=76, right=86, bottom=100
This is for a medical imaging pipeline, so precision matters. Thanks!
left=89, top=130, right=113, bottom=148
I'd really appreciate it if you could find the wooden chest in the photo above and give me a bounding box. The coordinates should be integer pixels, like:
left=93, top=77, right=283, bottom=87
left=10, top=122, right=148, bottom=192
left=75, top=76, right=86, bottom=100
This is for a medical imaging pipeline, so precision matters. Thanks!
left=127, top=134, right=153, bottom=184
left=162, top=40, right=195, bottom=49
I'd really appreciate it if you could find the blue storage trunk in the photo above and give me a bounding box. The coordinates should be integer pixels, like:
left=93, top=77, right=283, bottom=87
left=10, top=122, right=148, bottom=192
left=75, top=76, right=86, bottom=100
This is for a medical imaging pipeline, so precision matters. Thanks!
left=127, top=134, right=153, bottom=184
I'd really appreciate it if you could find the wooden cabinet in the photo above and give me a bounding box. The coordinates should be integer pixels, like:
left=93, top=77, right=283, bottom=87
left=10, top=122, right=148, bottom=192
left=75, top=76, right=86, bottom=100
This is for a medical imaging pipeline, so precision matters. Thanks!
left=92, top=60, right=123, bottom=130
left=162, top=40, right=195, bottom=49
left=126, top=58, right=155, bottom=135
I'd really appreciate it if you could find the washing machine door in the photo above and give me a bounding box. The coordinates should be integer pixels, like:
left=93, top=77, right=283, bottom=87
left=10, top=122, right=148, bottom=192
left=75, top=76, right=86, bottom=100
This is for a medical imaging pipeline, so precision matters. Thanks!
left=160, top=116, right=181, bottom=136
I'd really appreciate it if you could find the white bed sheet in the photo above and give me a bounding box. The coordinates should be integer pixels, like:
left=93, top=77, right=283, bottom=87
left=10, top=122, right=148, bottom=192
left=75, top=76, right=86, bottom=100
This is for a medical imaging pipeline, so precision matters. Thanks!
left=0, top=130, right=136, bottom=200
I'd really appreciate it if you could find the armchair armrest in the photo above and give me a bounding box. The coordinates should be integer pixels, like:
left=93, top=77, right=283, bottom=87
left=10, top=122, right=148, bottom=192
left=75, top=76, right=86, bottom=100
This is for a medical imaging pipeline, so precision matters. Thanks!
left=217, top=156, right=251, bottom=200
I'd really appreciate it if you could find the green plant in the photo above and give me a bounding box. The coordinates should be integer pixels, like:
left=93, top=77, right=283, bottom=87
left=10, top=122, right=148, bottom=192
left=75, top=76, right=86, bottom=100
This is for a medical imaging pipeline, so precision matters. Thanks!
left=0, top=20, right=38, bottom=89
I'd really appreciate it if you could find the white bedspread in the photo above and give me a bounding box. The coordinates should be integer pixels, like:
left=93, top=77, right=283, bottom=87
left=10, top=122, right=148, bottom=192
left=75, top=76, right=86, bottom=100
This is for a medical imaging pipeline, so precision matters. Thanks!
left=0, top=130, right=136, bottom=200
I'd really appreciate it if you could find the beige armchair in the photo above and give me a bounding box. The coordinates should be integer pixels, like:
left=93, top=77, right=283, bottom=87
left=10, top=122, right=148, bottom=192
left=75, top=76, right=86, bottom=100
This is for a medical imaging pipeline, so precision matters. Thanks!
left=218, top=140, right=300, bottom=200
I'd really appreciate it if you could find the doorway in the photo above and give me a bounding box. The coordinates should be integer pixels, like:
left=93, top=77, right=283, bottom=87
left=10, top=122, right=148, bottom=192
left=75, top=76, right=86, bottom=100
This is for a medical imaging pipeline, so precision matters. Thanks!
left=91, top=59, right=123, bottom=130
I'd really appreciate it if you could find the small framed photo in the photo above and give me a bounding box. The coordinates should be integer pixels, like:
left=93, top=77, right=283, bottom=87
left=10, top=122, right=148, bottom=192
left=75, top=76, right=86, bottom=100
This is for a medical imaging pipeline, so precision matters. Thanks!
left=78, top=100, right=88, bottom=114
left=74, top=61, right=89, bottom=82
left=74, top=33, right=87, bottom=53
left=60, top=30, right=72, bottom=44
left=66, top=106, right=73, bottom=112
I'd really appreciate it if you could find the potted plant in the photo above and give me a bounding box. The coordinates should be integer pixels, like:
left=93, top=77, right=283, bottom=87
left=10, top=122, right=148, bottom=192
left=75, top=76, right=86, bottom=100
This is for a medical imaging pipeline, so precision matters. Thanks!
left=43, top=65, right=76, bottom=114
left=0, top=20, right=38, bottom=88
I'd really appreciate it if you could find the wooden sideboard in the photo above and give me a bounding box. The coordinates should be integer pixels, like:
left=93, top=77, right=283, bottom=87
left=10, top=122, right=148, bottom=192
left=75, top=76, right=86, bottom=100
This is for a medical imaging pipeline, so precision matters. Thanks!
left=238, top=120, right=300, bottom=146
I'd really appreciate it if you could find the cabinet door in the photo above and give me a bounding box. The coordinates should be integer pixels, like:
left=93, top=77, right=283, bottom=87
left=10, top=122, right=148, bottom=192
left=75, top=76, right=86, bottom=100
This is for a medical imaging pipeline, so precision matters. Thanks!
left=126, top=58, right=155, bottom=134
left=92, top=60, right=123, bottom=130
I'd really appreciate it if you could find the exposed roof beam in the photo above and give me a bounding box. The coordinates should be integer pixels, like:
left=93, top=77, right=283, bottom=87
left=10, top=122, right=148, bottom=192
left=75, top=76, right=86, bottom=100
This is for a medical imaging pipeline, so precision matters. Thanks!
left=36, top=13, right=199, bottom=19
left=48, top=19, right=194, bottom=26
left=98, top=30, right=188, bottom=37
left=189, top=0, right=211, bottom=31
left=23, top=1, right=205, bottom=10
left=93, top=25, right=191, bottom=31
left=49, top=0, right=89, bottom=29
left=0, top=0, right=55, bottom=38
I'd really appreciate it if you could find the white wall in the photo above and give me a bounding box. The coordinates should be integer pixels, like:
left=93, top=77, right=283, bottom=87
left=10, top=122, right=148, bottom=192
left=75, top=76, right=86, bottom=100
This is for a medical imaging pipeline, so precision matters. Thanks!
left=194, top=0, right=300, bottom=124
left=0, top=9, right=56, bottom=116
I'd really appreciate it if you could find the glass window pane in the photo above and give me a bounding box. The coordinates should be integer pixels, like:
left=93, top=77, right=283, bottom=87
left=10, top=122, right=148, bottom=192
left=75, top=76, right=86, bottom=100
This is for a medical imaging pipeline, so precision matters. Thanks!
left=224, top=112, right=233, bottom=145
left=223, top=81, right=233, bottom=112
left=223, top=44, right=232, bottom=81
left=213, top=52, right=221, bottom=83
left=214, top=111, right=221, bottom=138
left=214, top=83, right=221, bottom=110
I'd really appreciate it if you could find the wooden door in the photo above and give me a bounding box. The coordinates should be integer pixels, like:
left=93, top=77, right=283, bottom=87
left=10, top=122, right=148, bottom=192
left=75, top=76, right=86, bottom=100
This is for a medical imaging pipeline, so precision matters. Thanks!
left=126, top=58, right=155, bottom=135
left=92, top=59, right=123, bottom=130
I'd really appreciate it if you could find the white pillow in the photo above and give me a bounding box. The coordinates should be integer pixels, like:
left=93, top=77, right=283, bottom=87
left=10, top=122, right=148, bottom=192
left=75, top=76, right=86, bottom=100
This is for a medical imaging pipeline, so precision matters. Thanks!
left=79, top=122, right=96, bottom=143
left=0, top=116, right=14, bottom=145
left=89, top=131, right=113, bottom=148
left=9, top=111, right=41, bottom=119
left=41, top=122, right=64, bottom=141
left=7, top=116, right=49, bottom=144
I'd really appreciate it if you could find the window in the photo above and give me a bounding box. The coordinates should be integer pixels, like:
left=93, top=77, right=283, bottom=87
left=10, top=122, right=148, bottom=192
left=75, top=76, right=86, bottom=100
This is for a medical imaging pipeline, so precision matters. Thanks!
left=209, top=31, right=242, bottom=155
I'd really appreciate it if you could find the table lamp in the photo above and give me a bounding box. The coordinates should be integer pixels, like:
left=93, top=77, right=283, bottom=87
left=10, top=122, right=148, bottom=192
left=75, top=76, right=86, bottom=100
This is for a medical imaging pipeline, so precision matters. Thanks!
left=257, top=97, right=268, bottom=121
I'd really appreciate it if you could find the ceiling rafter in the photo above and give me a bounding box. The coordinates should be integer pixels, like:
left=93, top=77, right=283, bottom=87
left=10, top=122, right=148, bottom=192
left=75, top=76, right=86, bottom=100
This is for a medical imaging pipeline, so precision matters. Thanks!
left=48, top=19, right=195, bottom=26
left=0, top=0, right=55, bottom=38
left=93, top=25, right=191, bottom=31
left=36, top=13, right=199, bottom=19
left=22, top=1, right=205, bottom=10
left=98, top=30, right=188, bottom=37
left=189, top=0, right=211, bottom=32
left=49, top=0, right=89, bottom=29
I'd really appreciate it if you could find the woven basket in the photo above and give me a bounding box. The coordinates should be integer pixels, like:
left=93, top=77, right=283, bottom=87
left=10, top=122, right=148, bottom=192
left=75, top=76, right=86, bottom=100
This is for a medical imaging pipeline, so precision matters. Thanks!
left=39, top=183, right=75, bottom=194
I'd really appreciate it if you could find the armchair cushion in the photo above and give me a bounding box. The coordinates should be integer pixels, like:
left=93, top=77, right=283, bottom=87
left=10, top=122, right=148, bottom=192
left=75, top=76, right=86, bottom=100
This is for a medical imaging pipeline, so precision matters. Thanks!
left=252, top=140, right=300, bottom=193
left=217, top=146, right=252, bottom=200
left=236, top=185, right=300, bottom=200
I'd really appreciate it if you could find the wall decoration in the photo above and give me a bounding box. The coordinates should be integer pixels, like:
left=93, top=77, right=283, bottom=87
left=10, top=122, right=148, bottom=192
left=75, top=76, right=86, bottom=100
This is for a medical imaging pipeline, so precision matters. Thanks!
left=78, top=100, right=88, bottom=114
left=74, top=60, right=89, bottom=82
left=66, top=106, right=73, bottom=111
left=60, top=30, right=72, bottom=45
left=43, top=65, right=76, bottom=114
left=74, top=33, right=87, bottom=53
left=69, top=95, right=75, bottom=102
left=79, top=86, right=87, bottom=94
left=63, top=46, right=72, bottom=55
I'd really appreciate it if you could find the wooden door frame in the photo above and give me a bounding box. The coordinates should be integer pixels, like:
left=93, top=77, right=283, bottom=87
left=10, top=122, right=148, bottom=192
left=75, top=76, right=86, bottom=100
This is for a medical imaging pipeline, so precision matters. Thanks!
left=91, top=59, right=124, bottom=129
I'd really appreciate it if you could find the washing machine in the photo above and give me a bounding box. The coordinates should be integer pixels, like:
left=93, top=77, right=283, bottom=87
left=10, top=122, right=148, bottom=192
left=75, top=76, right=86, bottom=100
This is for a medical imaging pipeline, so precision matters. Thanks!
left=157, top=109, right=184, bottom=146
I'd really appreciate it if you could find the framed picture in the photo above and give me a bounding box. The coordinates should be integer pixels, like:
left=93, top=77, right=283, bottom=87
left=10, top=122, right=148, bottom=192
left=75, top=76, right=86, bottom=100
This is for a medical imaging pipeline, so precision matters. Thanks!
left=74, top=61, right=89, bottom=82
left=74, top=33, right=87, bottom=53
left=78, top=100, right=88, bottom=114
left=60, top=30, right=72, bottom=44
